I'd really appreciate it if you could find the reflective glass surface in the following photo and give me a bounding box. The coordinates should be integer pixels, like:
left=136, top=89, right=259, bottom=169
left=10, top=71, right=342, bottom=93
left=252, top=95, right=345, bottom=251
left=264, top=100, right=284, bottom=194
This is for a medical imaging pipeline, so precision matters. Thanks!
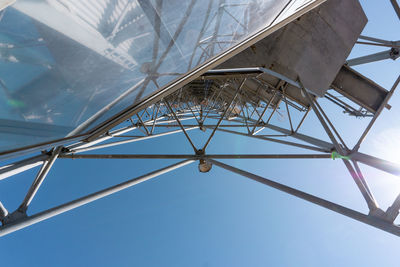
left=0, top=0, right=319, bottom=153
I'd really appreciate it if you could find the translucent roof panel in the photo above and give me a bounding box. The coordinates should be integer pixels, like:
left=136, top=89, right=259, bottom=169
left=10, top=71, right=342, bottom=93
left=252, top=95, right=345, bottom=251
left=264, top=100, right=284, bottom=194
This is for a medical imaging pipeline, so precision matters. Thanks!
left=0, top=0, right=321, bottom=154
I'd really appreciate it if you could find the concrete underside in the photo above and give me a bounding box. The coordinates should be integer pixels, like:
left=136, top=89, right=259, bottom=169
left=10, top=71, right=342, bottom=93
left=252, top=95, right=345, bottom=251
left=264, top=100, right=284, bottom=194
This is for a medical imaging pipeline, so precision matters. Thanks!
left=218, top=0, right=367, bottom=97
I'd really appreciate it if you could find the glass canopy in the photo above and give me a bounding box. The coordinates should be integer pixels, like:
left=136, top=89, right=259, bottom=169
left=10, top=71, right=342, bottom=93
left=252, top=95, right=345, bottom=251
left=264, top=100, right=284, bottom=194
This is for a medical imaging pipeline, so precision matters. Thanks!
left=0, top=0, right=320, bottom=155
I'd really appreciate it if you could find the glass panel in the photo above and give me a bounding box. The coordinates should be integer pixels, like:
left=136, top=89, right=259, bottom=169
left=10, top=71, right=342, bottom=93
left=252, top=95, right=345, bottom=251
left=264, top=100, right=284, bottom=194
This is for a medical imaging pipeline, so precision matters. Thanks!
left=0, top=0, right=319, bottom=153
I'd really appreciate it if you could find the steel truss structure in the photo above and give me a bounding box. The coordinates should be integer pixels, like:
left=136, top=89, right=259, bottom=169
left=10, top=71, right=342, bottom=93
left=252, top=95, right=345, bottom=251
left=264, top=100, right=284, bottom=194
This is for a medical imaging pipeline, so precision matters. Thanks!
left=0, top=0, right=400, bottom=239
left=1, top=64, right=400, bottom=237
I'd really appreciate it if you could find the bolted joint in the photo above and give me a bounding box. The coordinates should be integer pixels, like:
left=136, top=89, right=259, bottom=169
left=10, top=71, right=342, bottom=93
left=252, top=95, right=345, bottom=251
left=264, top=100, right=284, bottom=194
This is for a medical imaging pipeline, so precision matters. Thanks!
left=61, top=147, right=70, bottom=154
left=331, top=151, right=351, bottom=160
left=389, top=48, right=399, bottom=60
left=385, top=206, right=400, bottom=223
left=2, top=209, right=27, bottom=225
left=367, top=208, right=392, bottom=222
left=42, top=150, right=53, bottom=156
left=196, top=149, right=205, bottom=156
left=199, top=122, right=206, bottom=132
left=0, top=201, right=8, bottom=223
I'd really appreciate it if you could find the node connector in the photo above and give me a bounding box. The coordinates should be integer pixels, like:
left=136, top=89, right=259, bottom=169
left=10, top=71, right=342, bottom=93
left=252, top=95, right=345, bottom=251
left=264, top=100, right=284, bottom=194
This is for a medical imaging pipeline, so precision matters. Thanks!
left=199, top=122, right=206, bottom=132
left=198, top=159, right=212, bottom=173
left=0, top=201, right=8, bottom=222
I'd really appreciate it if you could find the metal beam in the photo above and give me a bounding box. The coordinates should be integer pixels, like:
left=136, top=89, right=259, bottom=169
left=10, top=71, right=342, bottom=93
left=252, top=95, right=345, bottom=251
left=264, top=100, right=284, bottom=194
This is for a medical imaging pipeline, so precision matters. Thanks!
left=235, top=114, right=334, bottom=151
left=209, top=159, right=400, bottom=237
left=390, top=0, right=400, bottom=20
left=351, top=151, right=400, bottom=177
left=353, top=75, right=400, bottom=151
left=165, top=101, right=198, bottom=152
left=18, top=147, right=61, bottom=212
left=302, top=87, right=344, bottom=154
left=214, top=127, right=329, bottom=153
left=0, top=154, right=48, bottom=181
left=203, top=78, right=245, bottom=150
left=303, top=87, right=378, bottom=210
left=0, top=160, right=194, bottom=237
left=347, top=49, right=399, bottom=66
left=70, top=127, right=199, bottom=154
left=60, top=154, right=332, bottom=159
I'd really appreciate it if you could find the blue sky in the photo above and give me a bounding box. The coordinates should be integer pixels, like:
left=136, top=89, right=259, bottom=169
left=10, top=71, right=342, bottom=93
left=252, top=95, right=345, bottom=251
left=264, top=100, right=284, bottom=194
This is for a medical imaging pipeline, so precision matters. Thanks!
left=1, top=0, right=400, bottom=266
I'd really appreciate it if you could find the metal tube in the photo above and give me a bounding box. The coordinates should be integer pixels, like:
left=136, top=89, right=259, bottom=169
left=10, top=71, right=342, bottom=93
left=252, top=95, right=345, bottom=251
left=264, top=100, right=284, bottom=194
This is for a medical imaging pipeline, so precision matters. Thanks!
left=214, top=127, right=329, bottom=153
left=69, top=112, right=196, bottom=151
left=0, top=201, right=8, bottom=221
left=353, top=75, right=400, bottom=151
left=70, top=110, right=199, bottom=150
left=312, top=97, right=348, bottom=150
left=209, top=159, right=400, bottom=237
left=0, top=154, right=48, bottom=181
left=355, top=41, right=400, bottom=49
left=68, top=125, right=138, bottom=150
left=236, top=114, right=334, bottom=150
left=19, top=147, right=61, bottom=211
left=352, top=161, right=377, bottom=202
left=203, top=85, right=225, bottom=123
left=142, top=124, right=263, bottom=128
left=251, top=91, right=277, bottom=134
left=186, top=100, right=201, bottom=125
left=347, top=49, right=398, bottom=66
left=60, top=154, right=332, bottom=159
left=150, top=104, right=161, bottom=134
left=342, top=160, right=379, bottom=211
left=303, top=88, right=379, bottom=210
left=283, top=93, right=294, bottom=132
left=266, top=123, right=334, bottom=150
left=386, top=193, right=400, bottom=222
left=351, top=151, right=400, bottom=176
left=294, top=108, right=310, bottom=133
left=390, top=0, right=400, bottom=20
left=209, top=67, right=306, bottom=92
left=359, top=35, right=396, bottom=45
left=302, top=87, right=343, bottom=154
left=71, top=127, right=198, bottom=154
left=0, top=160, right=194, bottom=237
left=253, top=127, right=265, bottom=135
left=136, top=114, right=150, bottom=135
left=165, top=101, right=198, bottom=152
left=203, top=78, right=246, bottom=150
left=265, top=98, right=281, bottom=125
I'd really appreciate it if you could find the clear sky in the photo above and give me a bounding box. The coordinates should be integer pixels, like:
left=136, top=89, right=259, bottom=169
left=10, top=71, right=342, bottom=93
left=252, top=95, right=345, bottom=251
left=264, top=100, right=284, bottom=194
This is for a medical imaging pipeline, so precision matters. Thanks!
left=1, top=0, right=400, bottom=266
